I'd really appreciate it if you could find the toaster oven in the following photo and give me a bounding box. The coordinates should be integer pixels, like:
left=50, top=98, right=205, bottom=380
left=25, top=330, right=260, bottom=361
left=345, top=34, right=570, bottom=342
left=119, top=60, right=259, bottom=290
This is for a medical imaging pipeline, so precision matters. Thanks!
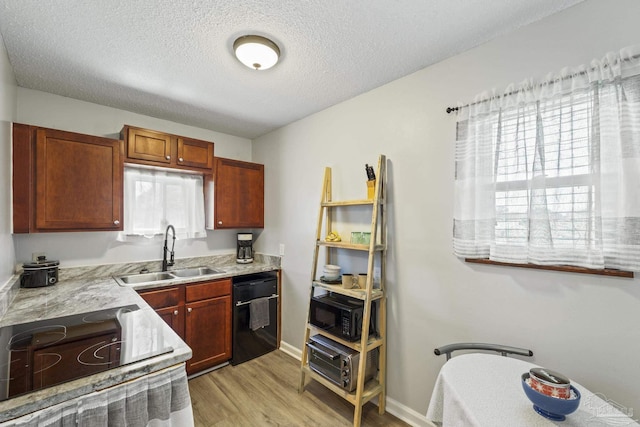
left=307, top=334, right=378, bottom=392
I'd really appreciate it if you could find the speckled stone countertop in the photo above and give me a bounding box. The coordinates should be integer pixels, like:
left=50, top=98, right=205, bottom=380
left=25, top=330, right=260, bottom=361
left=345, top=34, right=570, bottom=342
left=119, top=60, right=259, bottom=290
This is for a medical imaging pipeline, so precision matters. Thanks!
left=0, top=253, right=280, bottom=423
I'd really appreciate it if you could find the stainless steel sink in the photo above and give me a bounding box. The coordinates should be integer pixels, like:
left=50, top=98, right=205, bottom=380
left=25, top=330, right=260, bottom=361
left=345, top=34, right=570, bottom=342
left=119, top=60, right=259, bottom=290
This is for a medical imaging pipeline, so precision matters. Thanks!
left=118, top=272, right=174, bottom=285
left=170, top=266, right=225, bottom=277
left=114, top=266, right=226, bottom=287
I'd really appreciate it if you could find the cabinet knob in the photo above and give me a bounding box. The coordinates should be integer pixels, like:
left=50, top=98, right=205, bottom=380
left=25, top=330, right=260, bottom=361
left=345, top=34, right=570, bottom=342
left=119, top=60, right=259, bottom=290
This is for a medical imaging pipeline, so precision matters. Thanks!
left=174, top=310, right=179, bottom=316
left=113, top=220, right=120, bottom=225
left=187, top=307, right=192, bottom=313
left=218, top=220, right=222, bottom=225
left=179, top=157, right=184, bottom=162
left=165, top=155, right=171, bottom=160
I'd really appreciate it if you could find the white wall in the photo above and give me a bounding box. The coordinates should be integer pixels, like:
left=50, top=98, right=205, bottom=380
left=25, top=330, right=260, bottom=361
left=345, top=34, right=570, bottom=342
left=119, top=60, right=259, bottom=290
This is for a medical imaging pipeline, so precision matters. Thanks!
left=0, top=32, right=17, bottom=284
left=254, top=0, right=640, bottom=420
left=13, top=89, right=254, bottom=267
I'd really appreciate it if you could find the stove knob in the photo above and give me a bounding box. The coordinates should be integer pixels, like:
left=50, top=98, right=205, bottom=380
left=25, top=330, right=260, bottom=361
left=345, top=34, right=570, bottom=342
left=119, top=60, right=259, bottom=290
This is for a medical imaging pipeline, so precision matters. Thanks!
left=48, top=276, right=57, bottom=284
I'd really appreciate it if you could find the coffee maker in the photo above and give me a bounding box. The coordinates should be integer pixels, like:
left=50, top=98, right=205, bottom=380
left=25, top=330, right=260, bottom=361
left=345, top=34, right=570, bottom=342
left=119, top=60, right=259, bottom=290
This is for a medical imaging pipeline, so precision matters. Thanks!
left=237, top=233, right=254, bottom=264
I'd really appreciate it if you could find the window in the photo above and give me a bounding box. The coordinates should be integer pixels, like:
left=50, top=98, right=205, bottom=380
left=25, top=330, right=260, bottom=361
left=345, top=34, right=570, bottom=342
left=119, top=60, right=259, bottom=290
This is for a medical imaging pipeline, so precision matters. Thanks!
left=453, top=48, right=640, bottom=272
left=120, top=167, right=206, bottom=239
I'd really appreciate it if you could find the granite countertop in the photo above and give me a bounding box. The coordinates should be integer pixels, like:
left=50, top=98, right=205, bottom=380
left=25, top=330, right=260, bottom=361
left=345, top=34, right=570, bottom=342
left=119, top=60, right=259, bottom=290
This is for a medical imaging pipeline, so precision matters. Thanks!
left=0, top=253, right=280, bottom=423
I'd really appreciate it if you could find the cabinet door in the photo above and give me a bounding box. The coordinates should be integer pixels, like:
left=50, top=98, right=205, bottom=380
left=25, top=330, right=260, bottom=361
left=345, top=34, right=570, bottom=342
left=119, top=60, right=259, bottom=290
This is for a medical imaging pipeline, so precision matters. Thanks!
left=35, top=128, right=123, bottom=231
left=32, top=332, right=120, bottom=390
left=138, top=286, right=185, bottom=338
left=177, top=137, right=214, bottom=171
left=214, top=158, right=264, bottom=229
left=185, top=295, right=232, bottom=374
left=154, top=305, right=185, bottom=338
left=125, top=127, right=172, bottom=165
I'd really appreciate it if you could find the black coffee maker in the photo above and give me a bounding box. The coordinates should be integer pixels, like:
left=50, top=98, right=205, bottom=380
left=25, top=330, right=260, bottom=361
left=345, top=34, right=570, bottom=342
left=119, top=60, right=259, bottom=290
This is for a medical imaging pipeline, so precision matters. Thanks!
left=237, top=233, right=254, bottom=264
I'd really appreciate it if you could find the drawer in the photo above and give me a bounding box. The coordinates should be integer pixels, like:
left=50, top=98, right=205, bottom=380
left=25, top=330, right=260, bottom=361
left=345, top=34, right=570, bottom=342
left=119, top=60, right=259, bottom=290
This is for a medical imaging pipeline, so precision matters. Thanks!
left=138, top=286, right=182, bottom=309
left=186, top=279, right=231, bottom=302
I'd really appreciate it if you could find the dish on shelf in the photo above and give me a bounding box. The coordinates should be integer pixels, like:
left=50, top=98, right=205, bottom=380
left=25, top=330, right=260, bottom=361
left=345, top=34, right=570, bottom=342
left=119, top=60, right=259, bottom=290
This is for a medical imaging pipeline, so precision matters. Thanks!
left=319, top=276, right=342, bottom=284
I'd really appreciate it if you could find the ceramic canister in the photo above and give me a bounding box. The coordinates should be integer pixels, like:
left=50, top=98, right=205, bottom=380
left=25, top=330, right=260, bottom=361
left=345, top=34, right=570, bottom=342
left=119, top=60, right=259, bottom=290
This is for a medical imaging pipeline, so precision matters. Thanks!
left=529, top=368, right=571, bottom=399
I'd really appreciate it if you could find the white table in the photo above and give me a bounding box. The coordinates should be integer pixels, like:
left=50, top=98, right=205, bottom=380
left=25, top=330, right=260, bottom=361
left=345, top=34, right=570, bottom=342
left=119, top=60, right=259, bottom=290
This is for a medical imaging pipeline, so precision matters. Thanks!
left=426, top=353, right=638, bottom=427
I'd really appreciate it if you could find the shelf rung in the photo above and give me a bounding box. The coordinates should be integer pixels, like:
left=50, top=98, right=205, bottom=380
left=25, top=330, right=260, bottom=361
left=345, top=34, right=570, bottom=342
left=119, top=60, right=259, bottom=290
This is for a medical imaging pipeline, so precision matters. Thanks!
left=311, top=281, right=384, bottom=300
left=317, top=241, right=385, bottom=251
left=306, top=324, right=384, bottom=352
left=301, top=365, right=383, bottom=406
left=322, top=199, right=380, bottom=207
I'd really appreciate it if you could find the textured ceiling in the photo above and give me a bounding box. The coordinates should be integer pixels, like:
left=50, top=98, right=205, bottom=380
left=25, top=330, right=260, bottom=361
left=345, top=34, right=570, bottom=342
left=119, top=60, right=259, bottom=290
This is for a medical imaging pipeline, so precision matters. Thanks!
left=0, top=0, right=583, bottom=139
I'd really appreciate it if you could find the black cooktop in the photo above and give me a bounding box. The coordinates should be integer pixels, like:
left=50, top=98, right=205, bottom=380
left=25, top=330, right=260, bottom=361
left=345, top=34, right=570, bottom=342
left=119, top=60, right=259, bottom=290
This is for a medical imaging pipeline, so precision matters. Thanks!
left=0, top=305, right=174, bottom=401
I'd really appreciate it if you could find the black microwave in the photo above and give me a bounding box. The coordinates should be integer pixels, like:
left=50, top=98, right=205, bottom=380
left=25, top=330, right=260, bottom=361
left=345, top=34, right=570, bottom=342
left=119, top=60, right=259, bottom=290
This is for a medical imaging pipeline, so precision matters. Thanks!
left=309, top=294, right=377, bottom=342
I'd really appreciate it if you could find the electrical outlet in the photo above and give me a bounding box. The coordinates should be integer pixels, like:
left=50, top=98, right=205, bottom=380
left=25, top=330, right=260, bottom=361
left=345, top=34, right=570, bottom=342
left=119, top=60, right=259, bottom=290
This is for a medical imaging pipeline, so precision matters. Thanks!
left=279, top=244, right=285, bottom=256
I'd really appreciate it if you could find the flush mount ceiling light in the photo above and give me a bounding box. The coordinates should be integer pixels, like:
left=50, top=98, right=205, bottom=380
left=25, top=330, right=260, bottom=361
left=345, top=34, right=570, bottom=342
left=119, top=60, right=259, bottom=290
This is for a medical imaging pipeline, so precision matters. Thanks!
left=233, top=35, right=280, bottom=70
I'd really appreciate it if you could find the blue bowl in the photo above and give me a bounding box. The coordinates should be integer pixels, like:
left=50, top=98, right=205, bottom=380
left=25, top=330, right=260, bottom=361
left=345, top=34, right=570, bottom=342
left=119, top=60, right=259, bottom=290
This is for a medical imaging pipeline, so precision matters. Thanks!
left=521, top=373, right=581, bottom=421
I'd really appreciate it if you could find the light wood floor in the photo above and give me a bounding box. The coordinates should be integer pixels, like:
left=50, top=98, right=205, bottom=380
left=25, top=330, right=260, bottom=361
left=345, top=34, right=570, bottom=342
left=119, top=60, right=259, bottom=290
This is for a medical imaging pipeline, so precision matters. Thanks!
left=188, top=350, right=410, bottom=427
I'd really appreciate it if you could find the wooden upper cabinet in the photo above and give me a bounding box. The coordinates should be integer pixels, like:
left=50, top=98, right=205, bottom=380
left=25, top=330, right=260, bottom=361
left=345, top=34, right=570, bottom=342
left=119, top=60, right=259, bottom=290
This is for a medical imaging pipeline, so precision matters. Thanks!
left=177, top=137, right=214, bottom=170
left=124, top=127, right=171, bottom=165
left=13, top=123, right=124, bottom=233
left=212, top=157, right=264, bottom=229
left=121, top=125, right=214, bottom=172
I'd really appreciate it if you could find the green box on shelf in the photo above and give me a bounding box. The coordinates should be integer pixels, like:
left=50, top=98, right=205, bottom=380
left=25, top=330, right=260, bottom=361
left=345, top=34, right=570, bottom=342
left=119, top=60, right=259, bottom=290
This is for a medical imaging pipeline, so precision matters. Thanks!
left=350, top=232, right=371, bottom=245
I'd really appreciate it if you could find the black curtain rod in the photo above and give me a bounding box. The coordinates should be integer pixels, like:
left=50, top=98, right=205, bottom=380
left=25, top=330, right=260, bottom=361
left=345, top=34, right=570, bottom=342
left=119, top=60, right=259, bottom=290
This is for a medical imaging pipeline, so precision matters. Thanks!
left=445, top=52, right=640, bottom=114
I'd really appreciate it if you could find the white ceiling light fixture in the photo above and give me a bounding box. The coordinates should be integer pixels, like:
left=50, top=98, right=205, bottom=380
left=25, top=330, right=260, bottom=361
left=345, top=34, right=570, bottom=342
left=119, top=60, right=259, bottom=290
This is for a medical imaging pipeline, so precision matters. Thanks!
left=233, top=35, right=280, bottom=70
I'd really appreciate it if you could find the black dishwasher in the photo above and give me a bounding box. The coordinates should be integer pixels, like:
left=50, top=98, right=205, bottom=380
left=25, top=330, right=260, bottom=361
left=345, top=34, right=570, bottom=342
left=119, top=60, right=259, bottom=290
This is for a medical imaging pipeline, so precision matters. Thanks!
left=231, top=272, right=279, bottom=365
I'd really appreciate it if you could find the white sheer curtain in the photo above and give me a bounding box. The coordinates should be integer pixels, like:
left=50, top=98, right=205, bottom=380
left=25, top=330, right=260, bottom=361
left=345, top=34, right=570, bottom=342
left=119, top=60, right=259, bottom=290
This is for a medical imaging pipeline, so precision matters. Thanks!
left=120, top=167, right=206, bottom=240
left=453, top=47, right=640, bottom=271
left=9, top=364, right=194, bottom=427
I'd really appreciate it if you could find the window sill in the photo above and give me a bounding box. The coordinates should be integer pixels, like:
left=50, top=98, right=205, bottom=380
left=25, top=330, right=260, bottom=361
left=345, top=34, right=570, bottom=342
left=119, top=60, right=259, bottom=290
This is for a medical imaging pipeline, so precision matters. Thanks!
left=465, top=258, right=634, bottom=278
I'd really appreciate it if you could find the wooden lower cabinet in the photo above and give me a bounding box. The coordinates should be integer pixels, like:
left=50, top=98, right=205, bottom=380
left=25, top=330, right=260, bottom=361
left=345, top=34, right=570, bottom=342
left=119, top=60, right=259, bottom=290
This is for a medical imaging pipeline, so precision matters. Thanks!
left=8, top=319, right=121, bottom=398
left=137, top=278, right=232, bottom=375
left=185, top=295, right=231, bottom=374
left=137, top=286, right=184, bottom=338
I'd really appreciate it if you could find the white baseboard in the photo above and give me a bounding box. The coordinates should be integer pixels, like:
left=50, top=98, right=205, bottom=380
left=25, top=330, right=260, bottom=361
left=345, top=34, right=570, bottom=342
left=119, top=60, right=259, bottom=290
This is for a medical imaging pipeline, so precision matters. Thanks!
left=279, top=340, right=303, bottom=360
left=279, top=340, right=434, bottom=427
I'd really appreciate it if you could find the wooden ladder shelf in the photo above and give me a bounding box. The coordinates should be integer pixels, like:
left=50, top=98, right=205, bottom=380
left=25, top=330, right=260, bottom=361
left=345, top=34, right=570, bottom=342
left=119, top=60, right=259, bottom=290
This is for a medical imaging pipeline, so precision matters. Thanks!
left=298, top=154, right=387, bottom=427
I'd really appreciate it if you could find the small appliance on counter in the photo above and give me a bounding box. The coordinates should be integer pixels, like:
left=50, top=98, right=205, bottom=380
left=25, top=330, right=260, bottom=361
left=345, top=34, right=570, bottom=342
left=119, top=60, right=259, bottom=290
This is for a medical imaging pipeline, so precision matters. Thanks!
left=236, top=233, right=254, bottom=264
left=20, top=256, right=59, bottom=288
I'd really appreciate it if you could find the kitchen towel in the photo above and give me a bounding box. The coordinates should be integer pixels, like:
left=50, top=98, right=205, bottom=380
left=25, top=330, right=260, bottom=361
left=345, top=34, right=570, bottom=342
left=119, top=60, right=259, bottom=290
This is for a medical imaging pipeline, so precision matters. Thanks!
left=249, top=297, right=270, bottom=330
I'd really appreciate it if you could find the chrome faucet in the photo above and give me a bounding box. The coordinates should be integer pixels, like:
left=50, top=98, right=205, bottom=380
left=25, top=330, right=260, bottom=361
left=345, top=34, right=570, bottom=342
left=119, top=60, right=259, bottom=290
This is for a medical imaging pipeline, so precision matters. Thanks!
left=162, top=225, right=176, bottom=271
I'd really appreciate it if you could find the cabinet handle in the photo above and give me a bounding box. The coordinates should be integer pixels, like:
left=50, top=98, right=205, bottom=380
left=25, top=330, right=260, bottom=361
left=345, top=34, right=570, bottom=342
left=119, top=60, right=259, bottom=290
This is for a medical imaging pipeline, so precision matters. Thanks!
left=165, top=155, right=171, bottom=160
left=113, top=220, right=120, bottom=225
left=173, top=310, right=179, bottom=316
left=179, top=157, right=184, bottom=162
left=187, top=307, right=192, bottom=313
